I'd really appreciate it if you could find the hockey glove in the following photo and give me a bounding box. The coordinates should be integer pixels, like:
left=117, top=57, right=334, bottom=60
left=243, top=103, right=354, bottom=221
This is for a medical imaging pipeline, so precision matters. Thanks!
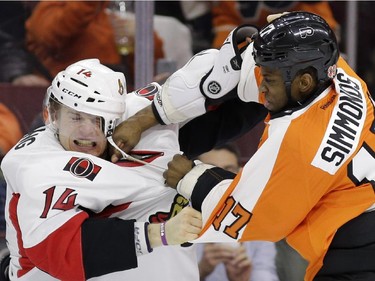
left=152, top=25, right=259, bottom=125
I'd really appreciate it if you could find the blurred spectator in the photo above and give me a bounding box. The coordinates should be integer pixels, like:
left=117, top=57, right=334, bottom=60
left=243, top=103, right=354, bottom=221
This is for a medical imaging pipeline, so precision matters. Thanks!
left=0, top=104, right=23, bottom=160
left=154, top=15, right=193, bottom=69
left=211, top=1, right=340, bottom=49
left=155, top=1, right=340, bottom=54
left=351, top=1, right=375, bottom=97
left=29, top=90, right=50, bottom=132
left=25, top=1, right=164, bottom=90
left=196, top=144, right=279, bottom=281
left=198, top=143, right=243, bottom=174
left=275, top=239, right=308, bottom=281
left=0, top=2, right=49, bottom=252
left=0, top=1, right=50, bottom=86
left=0, top=171, right=6, bottom=252
left=155, top=1, right=234, bottom=54
left=0, top=103, right=23, bottom=250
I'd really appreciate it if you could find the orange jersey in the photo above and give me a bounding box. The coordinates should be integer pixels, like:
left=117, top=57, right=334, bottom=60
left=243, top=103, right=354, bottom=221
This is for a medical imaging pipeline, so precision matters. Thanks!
left=194, top=57, right=375, bottom=281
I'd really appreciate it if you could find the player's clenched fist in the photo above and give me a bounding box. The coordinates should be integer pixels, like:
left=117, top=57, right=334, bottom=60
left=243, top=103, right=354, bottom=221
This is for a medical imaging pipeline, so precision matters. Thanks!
left=148, top=207, right=202, bottom=247
left=163, top=154, right=194, bottom=188
left=166, top=206, right=202, bottom=243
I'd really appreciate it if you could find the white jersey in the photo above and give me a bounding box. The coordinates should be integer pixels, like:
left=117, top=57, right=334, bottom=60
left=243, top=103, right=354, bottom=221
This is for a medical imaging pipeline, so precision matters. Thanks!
left=2, top=93, right=198, bottom=281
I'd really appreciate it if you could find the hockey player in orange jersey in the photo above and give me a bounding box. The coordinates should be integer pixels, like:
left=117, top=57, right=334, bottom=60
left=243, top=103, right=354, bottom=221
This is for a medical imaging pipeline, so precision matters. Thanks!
left=111, top=12, right=375, bottom=281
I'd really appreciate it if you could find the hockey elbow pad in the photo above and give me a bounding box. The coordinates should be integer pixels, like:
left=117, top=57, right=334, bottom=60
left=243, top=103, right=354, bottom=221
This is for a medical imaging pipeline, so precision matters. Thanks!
left=153, top=49, right=219, bottom=125
left=152, top=25, right=259, bottom=125
left=200, top=24, right=259, bottom=100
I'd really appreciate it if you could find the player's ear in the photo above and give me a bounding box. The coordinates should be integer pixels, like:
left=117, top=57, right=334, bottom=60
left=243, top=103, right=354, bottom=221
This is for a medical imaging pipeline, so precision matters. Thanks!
left=296, top=73, right=316, bottom=101
left=48, top=106, right=57, bottom=122
left=299, top=73, right=316, bottom=93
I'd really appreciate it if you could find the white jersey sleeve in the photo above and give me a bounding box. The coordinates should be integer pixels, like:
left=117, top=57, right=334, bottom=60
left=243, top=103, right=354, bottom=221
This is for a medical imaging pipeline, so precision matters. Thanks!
left=152, top=25, right=258, bottom=125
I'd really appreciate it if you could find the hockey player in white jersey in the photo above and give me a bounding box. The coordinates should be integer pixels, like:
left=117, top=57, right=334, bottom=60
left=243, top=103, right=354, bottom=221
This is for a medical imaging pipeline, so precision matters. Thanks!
left=1, top=59, right=203, bottom=281
left=1, top=39, right=265, bottom=280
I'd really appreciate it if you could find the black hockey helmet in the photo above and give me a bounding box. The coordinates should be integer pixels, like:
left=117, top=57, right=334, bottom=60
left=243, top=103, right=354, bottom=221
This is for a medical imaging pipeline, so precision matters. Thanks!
left=252, top=11, right=339, bottom=85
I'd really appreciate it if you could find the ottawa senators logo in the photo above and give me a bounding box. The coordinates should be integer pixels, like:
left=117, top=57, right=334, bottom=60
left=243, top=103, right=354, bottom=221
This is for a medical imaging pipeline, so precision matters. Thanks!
left=134, top=83, right=160, bottom=101
left=63, top=157, right=102, bottom=181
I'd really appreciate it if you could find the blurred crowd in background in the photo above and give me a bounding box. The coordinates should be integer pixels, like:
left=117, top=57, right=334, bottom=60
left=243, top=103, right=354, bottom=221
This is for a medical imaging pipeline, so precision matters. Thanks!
left=0, top=1, right=375, bottom=281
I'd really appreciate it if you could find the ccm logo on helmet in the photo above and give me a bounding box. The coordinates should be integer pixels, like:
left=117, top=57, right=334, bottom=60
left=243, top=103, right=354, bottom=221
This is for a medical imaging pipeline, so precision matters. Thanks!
left=299, top=27, right=314, bottom=38
left=62, top=88, right=81, bottom=99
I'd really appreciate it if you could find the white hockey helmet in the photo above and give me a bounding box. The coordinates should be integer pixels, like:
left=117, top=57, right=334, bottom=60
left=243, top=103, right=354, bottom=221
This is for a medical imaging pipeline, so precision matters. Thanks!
left=47, top=59, right=126, bottom=137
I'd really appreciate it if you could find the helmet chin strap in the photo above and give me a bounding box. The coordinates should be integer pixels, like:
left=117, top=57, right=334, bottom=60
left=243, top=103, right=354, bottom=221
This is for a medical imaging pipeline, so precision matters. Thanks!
left=283, top=78, right=330, bottom=112
left=282, top=79, right=305, bottom=112
left=284, top=80, right=300, bottom=109
left=283, top=67, right=299, bottom=108
left=285, top=81, right=293, bottom=104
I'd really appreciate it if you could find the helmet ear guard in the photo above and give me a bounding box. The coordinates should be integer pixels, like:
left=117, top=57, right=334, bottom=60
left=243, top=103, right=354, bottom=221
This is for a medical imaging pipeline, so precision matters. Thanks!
left=47, top=59, right=126, bottom=137
left=252, top=11, right=339, bottom=85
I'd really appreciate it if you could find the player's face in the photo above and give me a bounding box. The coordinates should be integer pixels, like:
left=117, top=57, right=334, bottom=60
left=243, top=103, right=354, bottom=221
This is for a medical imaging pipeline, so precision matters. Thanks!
left=259, top=66, right=300, bottom=112
left=259, top=67, right=288, bottom=112
left=56, top=106, right=107, bottom=157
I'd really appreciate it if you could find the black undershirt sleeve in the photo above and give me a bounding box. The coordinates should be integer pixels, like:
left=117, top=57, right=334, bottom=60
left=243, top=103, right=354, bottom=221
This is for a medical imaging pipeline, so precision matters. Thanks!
left=191, top=167, right=236, bottom=212
left=81, top=217, right=137, bottom=279
left=151, top=102, right=166, bottom=125
left=179, top=99, right=267, bottom=159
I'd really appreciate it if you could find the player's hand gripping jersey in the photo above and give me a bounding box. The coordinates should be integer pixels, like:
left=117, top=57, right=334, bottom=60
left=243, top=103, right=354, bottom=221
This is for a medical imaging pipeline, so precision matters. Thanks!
left=1, top=92, right=198, bottom=281
left=174, top=56, right=375, bottom=281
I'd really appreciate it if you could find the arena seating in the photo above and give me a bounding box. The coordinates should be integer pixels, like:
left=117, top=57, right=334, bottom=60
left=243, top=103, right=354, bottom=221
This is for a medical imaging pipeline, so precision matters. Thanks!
left=1, top=83, right=46, bottom=133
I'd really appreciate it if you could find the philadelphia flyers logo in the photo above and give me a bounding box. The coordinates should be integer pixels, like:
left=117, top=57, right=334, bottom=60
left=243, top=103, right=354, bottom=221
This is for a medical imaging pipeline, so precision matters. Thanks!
left=63, top=157, right=102, bottom=181
left=299, top=27, right=314, bottom=39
